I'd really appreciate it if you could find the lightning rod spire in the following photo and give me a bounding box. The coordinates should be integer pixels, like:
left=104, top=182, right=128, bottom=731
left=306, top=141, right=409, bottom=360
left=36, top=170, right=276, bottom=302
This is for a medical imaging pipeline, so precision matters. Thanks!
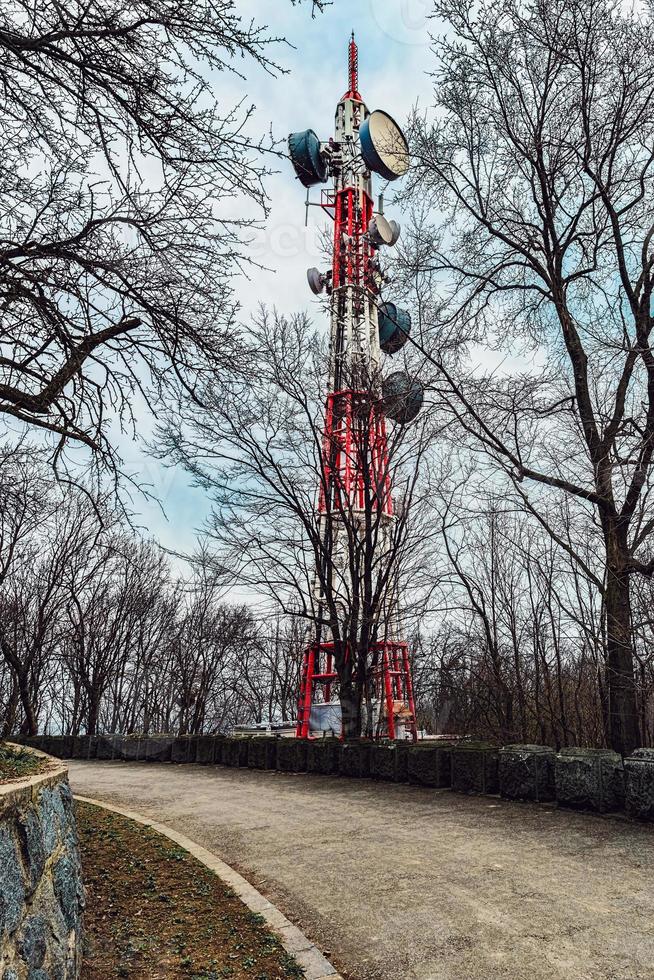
left=346, top=31, right=361, bottom=101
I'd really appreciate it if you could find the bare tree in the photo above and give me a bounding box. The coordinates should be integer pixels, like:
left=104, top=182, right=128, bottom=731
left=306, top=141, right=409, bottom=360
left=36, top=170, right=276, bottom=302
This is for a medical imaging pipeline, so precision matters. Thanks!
left=159, top=309, right=443, bottom=737
left=171, top=568, right=256, bottom=735
left=0, top=466, right=108, bottom=734
left=0, top=447, right=305, bottom=738
left=404, top=0, right=654, bottom=752
left=0, top=0, right=318, bottom=472
left=428, top=493, right=608, bottom=746
left=61, top=537, right=175, bottom=735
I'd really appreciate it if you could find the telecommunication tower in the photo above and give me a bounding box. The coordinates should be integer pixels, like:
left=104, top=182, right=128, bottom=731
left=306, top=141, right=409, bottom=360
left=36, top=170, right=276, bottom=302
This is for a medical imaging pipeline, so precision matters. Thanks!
left=288, top=35, right=423, bottom=741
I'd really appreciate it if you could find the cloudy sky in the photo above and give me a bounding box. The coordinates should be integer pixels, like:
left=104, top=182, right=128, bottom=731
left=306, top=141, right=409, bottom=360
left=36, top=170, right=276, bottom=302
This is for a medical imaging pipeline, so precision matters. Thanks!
left=126, top=0, right=438, bottom=557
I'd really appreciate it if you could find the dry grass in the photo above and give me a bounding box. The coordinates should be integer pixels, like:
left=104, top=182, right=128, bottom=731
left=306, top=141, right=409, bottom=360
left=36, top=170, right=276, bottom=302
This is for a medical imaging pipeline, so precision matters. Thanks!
left=0, top=742, right=46, bottom=784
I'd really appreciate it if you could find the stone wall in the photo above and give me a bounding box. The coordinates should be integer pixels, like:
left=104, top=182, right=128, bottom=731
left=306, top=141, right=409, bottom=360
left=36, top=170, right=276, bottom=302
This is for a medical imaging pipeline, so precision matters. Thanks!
left=0, top=746, right=84, bottom=979
left=16, top=733, right=654, bottom=823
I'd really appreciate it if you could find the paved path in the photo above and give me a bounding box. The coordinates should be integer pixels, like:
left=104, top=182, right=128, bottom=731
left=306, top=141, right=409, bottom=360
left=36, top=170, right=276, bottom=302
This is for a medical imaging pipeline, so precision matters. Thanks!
left=68, top=761, right=654, bottom=980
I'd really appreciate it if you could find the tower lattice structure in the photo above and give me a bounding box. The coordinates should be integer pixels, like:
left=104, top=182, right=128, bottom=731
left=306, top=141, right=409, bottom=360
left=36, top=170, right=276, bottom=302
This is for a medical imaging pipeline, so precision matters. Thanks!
left=295, top=36, right=417, bottom=741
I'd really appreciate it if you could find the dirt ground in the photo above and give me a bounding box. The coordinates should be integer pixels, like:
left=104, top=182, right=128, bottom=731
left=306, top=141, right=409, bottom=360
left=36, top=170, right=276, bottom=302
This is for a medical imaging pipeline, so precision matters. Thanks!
left=68, top=761, right=654, bottom=980
left=77, top=801, right=303, bottom=979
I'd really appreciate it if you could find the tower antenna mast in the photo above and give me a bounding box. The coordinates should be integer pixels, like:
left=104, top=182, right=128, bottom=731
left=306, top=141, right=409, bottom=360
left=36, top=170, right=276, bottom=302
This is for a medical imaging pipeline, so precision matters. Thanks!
left=288, top=37, right=423, bottom=741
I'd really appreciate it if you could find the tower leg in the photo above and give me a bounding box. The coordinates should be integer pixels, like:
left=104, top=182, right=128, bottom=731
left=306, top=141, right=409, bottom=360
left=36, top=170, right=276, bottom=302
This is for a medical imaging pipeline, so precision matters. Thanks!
left=297, top=646, right=316, bottom=739
left=382, top=646, right=396, bottom=740
left=402, top=643, right=418, bottom=742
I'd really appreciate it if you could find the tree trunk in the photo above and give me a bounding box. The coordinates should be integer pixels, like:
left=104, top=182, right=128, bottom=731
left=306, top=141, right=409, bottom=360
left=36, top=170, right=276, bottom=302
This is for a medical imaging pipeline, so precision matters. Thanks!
left=0, top=636, right=38, bottom=736
left=1, top=681, right=20, bottom=738
left=9, top=662, right=37, bottom=737
left=604, top=541, right=639, bottom=755
left=339, top=676, right=361, bottom=739
left=18, top=673, right=38, bottom=736
left=87, top=697, right=99, bottom=737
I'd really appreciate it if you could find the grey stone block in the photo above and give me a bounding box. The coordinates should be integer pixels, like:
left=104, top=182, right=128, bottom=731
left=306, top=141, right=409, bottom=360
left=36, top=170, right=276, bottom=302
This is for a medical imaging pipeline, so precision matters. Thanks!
left=140, top=737, right=173, bottom=762
left=237, top=738, right=251, bottom=766
left=116, top=736, right=144, bottom=761
left=306, top=739, right=340, bottom=775
left=78, top=736, right=95, bottom=759
left=555, top=747, right=624, bottom=813
left=211, top=737, right=228, bottom=764
left=247, top=737, right=278, bottom=770
left=339, top=741, right=372, bottom=778
left=276, top=738, right=308, bottom=772
left=195, top=736, right=217, bottom=765
left=95, top=735, right=116, bottom=760
left=18, top=914, right=47, bottom=968
left=370, top=743, right=401, bottom=782
left=40, top=786, right=66, bottom=855
left=222, top=738, right=250, bottom=768
left=407, top=743, right=453, bottom=788
left=22, top=737, right=44, bottom=753
left=108, top=735, right=125, bottom=759
left=499, top=744, right=556, bottom=802
left=0, top=826, right=25, bottom=936
left=624, top=748, right=654, bottom=821
left=451, top=743, right=500, bottom=794
left=16, top=809, right=46, bottom=896
left=171, top=737, right=197, bottom=764
left=42, top=736, right=64, bottom=758
left=131, top=738, right=146, bottom=760
left=395, top=742, right=413, bottom=781
left=52, top=854, right=83, bottom=932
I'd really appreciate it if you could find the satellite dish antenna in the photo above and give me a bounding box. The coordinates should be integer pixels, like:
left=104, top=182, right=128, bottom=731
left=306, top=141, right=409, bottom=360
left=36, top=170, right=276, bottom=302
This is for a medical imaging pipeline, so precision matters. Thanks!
left=307, top=267, right=326, bottom=295
left=368, top=214, right=394, bottom=247
left=388, top=220, right=401, bottom=245
left=382, top=371, right=424, bottom=424
left=288, top=130, right=329, bottom=188
left=360, top=110, right=410, bottom=181
left=378, top=301, right=411, bottom=354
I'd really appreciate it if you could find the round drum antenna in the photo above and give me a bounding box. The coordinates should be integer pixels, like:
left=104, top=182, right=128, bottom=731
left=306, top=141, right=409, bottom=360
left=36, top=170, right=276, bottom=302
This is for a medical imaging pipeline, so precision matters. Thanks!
left=307, top=268, right=326, bottom=295
left=368, top=214, right=394, bottom=247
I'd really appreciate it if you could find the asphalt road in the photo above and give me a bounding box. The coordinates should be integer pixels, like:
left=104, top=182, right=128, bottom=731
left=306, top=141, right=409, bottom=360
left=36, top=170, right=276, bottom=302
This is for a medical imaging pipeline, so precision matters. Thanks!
left=67, top=760, right=654, bottom=980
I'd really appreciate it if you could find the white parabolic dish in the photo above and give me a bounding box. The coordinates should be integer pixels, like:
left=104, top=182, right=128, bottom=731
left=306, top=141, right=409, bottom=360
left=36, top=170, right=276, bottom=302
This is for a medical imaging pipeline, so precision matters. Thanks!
left=365, top=110, right=410, bottom=180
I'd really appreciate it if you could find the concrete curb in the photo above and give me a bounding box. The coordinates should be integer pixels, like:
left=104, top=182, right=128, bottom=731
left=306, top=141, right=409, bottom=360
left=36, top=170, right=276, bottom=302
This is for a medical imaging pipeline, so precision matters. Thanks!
left=74, top=794, right=342, bottom=980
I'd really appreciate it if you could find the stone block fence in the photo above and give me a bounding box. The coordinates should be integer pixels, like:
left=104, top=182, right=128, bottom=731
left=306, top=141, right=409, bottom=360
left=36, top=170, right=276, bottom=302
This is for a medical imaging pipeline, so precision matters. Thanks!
left=1, top=744, right=84, bottom=979
left=12, top=734, right=654, bottom=823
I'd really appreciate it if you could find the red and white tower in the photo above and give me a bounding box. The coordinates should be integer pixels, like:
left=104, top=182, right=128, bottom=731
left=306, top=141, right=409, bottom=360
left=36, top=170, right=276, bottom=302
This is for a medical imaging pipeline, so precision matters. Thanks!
left=289, top=36, right=422, bottom=741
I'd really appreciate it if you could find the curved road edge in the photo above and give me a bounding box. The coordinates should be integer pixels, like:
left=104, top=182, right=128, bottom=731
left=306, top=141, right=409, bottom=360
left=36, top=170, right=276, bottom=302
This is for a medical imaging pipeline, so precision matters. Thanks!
left=74, top=794, right=343, bottom=980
